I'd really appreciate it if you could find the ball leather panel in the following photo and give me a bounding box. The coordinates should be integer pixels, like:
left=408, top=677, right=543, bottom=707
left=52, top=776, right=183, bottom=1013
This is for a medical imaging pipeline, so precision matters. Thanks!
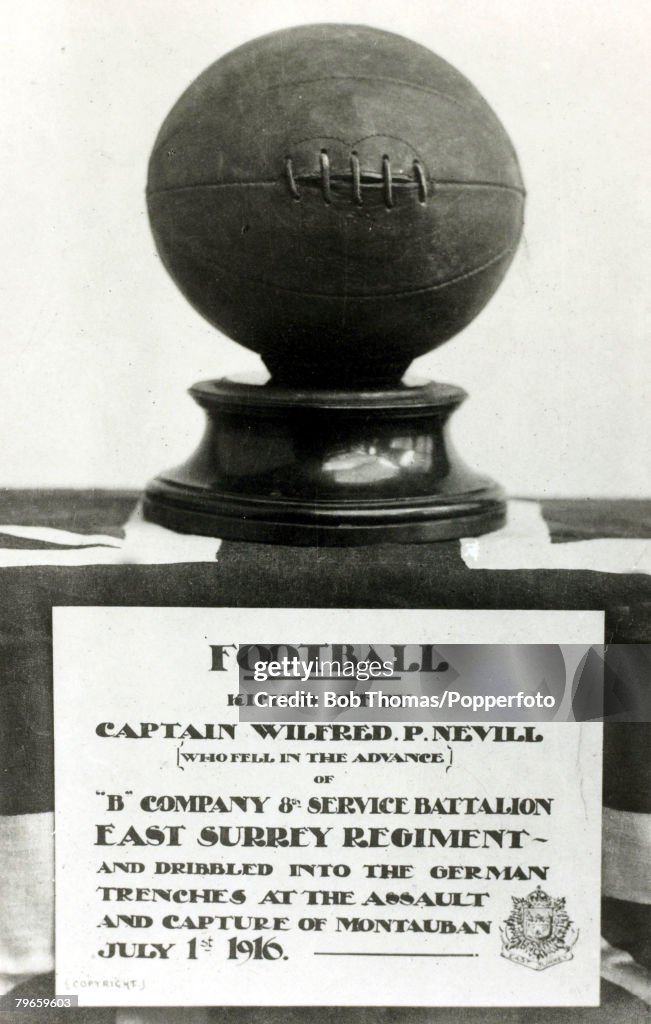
left=148, top=72, right=523, bottom=192
left=148, top=186, right=523, bottom=296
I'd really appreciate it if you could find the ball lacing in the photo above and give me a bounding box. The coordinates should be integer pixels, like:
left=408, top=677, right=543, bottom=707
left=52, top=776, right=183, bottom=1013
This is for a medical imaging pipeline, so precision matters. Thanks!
left=285, top=151, right=428, bottom=208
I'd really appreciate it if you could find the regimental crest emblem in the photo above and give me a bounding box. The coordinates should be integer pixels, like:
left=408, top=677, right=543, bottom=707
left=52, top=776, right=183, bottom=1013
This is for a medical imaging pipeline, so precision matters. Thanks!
left=500, top=886, right=578, bottom=971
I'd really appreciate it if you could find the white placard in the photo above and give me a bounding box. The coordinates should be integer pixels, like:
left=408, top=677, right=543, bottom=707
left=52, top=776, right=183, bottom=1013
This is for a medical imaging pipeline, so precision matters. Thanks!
left=53, top=607, right=603, bottom=1007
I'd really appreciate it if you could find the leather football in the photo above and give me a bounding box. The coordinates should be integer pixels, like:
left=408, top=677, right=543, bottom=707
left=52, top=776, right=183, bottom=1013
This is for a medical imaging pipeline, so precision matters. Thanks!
left=147, top=24, right=525, bottom=385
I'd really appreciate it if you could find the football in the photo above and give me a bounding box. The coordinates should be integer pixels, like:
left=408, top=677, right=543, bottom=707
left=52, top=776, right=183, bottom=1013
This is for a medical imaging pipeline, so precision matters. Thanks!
left=147, top=24, right=525, bottom=385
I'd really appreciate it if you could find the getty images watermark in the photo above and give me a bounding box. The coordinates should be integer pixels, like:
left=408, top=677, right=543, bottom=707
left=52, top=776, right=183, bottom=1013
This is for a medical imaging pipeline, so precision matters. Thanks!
left=229, top=643, right=651, bottom=723
left=250, top=658, right=555, bottom=713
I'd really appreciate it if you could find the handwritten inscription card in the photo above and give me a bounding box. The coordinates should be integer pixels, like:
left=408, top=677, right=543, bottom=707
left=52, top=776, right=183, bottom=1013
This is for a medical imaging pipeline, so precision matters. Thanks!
left=53, top=607, right=602, bottom=1006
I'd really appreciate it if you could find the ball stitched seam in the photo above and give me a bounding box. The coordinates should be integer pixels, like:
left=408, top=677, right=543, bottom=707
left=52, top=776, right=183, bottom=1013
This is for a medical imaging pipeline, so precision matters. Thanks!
left=147, top=180, right=525, bottom=197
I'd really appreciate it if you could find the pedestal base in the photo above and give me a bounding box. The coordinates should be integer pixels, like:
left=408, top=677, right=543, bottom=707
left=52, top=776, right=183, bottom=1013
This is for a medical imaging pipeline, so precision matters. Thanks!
left=144, top=376, right=505, bottom=545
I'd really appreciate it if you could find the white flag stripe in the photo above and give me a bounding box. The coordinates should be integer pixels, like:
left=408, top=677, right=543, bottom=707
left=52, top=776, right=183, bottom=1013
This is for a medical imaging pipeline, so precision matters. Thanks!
left=461, top=501, right=651, bottom=575
left=0, top=813, right=54, bottom=996
left=603, top=807, right=651, bottom=904
left=0, top=501, right=648, bottom=573
left=601, top=938, right=651, bottom=1006
left=0, top=508, right=221, bottom=567
left=0, top=548, right=132, bottom=567
left=0, top=525, right=122, bottom=547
